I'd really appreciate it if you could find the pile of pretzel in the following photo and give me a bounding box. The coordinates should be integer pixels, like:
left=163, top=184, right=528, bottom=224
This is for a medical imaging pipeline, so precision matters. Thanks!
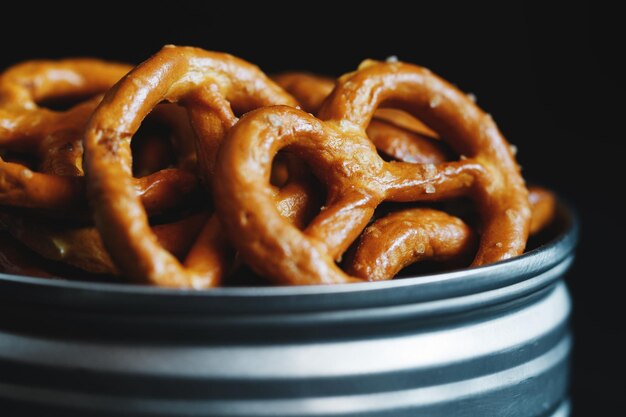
left=0, top=46, right=557, bottom=288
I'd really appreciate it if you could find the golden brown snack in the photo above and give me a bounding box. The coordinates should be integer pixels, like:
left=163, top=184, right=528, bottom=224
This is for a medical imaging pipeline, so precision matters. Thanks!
left=345, top=209, right=475, bottom=281
left=83, top=45, right=298, bottom=288
left=319, top=60, right=531, bottom=264
left=214, top=60, right=530, bottom=285
left=345, top=186, right=556, bottom=281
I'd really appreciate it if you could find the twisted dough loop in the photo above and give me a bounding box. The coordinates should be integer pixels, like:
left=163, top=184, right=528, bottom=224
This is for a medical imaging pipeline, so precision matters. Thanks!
left=277, top=72, right=553, bottom=281
left=346, top=209, right=476, bottom=281
left=318, top=61, right=531, bottom=264
left=345, top=185, right=556, bottom=282
left=215, top=61, right=530, bottom=285
left=84, top=45, right=297, bottom=288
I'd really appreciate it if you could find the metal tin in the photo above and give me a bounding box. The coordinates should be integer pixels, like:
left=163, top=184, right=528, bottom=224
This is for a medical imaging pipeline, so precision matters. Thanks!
left=0, top=203, right=578, bottom=416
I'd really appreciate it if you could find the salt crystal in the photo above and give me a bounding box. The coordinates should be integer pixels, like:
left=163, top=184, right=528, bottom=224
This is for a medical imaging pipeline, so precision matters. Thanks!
left=505, top=208, right=516, bottom=221
left=386, top=55, right=399, bottom=63
left=425, top=184, right=436, bottom=194
left=495, top=242, right=503, bottom=248
left=267, top=113, right=283, bottom=127
left=467, top=93, right=477, bottom=103
left=429, top=95, right=442, bottom=108
left=21, top=169, right=33, bottom=179
left=423, top=163, right=437, bottom=178
left=417, top=243, right=426, bottom=254
left=509, top=144, right=518, bottom=155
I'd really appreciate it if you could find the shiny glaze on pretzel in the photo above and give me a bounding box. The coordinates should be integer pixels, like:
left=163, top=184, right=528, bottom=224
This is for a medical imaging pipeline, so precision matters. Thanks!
left=0, top=51, right=558, bottom=286
left=345, top=209, right=476, bottom=281
left=276, top=71, right=556, bottom=281
left=215, top=60, right=531, bottom=285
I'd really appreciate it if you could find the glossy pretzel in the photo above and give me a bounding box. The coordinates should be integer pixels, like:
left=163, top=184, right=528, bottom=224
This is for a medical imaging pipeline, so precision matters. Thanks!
left=278, top=71, right=556, bottom=281
left=215, top=60, right=531, bottom=285
left=83, top=45, right=298, bottom=288
left=344, top=184, right=556, bottom=281
left=0, top=59, right=198, bottom=214
left=275, top=72, right=557, bottom=228
left=345, top=208, right=476, bottom=281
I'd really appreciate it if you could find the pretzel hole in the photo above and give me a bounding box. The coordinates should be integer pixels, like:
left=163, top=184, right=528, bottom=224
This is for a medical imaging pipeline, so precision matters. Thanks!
left=36, top=93, right=99, bottom=112
left=131, top=115, right=176, bottom=177
left=270, top=152, right=326, bottom=230
left=365, top=113, right=455, bottom=164
left=0, top=150, right=38, bottom=170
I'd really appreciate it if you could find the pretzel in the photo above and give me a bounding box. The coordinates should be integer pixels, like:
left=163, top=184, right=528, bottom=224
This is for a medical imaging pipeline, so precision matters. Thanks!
left=214, top=60, right=530, bottom=285
left=274, top=72, right=447, bottom=164
left=0, top=60, right=198, bottom=215
left=83, top=45, right=298, bottom=288
left=345, top=208, right=476, bottom=281
left=277, top=72, right=554, bottom=281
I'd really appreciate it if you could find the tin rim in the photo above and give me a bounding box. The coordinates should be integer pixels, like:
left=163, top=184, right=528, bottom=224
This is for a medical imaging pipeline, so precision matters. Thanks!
left=0, top=201, right=578, bottom=313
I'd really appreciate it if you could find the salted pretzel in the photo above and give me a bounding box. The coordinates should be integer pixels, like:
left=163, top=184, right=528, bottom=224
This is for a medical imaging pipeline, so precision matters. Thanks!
left=344, top=184, right=555, bottom=281
left=275, top=72, right=558, bottom=230
left=83, top=45, right=299, bottom=288
left=0, top=59, right=198, bottom=214
left=215, top=59, right=531, bottom=285
left=345, top=209, right=476, bottom=281
left=276, top=71, right=556, bottom=281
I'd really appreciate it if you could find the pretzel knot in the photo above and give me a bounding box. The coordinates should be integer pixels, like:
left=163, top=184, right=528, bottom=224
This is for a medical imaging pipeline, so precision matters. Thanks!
left=84, top=45, right=297, bottom=288
left=214, top=60, right=531, bottom=285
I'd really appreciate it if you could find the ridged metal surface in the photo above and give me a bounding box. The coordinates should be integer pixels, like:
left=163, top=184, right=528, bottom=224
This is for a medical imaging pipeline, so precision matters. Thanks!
left=0, top=204, right=577, bottom=416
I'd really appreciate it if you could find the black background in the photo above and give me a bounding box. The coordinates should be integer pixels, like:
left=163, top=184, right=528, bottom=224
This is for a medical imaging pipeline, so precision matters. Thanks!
left=1, top=1, right=623, bottom=415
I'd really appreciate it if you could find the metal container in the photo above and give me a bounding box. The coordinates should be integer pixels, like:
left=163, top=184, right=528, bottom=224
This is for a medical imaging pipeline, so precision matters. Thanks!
left=0, top=203, right=577, bottom=416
